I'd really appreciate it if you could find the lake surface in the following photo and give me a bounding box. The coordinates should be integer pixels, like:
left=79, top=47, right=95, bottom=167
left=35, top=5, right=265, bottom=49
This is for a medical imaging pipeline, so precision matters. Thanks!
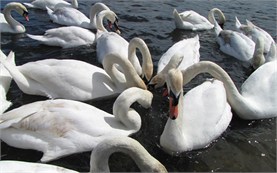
left=0, top=0, right=276, bottom=172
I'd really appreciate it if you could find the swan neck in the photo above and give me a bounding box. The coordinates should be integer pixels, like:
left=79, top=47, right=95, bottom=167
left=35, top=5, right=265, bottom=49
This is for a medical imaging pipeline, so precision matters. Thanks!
left=128, top=38, right=153, bottom=81
left=3, top=4, right=24, bottom=31
left=103, top=54, right=147, bottom=90
left=252, top=37, right=266, bottom=69
left=90, top=137, right=166, bottom=172
left=96, top=10, right=109, bottom=32
left=208, top=8, right=223, bottom=35
left=182, top=61, right=245, bottom=113
left=90, top=3, right=109, bottom=26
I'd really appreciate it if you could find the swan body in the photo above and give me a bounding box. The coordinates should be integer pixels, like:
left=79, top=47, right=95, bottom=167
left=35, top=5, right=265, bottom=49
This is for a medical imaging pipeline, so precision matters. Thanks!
left=0, top=50, right=15, bottom=113
left=0, top=2, right=29, bottom=34
left=26, top=26, right=95, bottom=48
left=173, top=9, right=225, bottom=31
left=0, top=136, right=167, bottom=173
left=208, top=8, right=255, bottom=61
left=23, top=0, right=78, bottom=10
left=46, top=2, right=109, bottom=29
left=149, top=36, right=200, bottom=89
left=97, top=36, right=153, bottom=80
left=160, top=69, right=232, bottom=154
left=235, top=17, right=275, bottom=55
left=181, top=61, right=277, bottom=120
left=0, top=87, right=153, bottom=162
left=27, top=10, right=119, bottom=48
left=0, top=52, right=147, bottom=101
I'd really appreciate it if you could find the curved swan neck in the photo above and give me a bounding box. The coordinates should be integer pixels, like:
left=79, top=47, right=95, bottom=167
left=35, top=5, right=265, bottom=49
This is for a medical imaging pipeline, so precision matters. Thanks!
left=208, top=8, right=224, bottom=35
left=182, top=61, right=257, bottom=118
left=3, top=3, right=25, bottom=31
left=96, top=10, right=115, bottom=32
left=112, top=87, right=152, bottom=130
left=89, top=137, right=167, bottom=172
left=90, top=3, right=110, bottom=26
left=128, top=38, right=153, bottom=81
left=103, top=53, right=147, bottom=90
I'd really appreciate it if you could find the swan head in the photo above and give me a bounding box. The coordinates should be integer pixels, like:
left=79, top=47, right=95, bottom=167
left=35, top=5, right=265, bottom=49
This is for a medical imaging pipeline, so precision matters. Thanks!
left=148, top=52, right=184, bottom=89
left=165, top=69, right=183, bottom=120
left=9, top=2, right=29, bottom=21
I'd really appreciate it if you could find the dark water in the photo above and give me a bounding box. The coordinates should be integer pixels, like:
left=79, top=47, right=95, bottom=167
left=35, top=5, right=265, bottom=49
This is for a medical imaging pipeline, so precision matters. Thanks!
left=0, top=0, right=276, bottom=172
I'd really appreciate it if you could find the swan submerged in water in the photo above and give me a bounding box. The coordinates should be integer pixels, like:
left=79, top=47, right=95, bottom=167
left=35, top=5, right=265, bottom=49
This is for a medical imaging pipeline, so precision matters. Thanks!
left=160, top=68, right=232, bottom=154
left=27, top=10, right=118, bottom=48
left=46, top=2, right=110, bottom=29
left=0, top=87, right=153, bottom=162
left=0, top=137, right=167, bottom=172
left=0, top=50, right=15, bottom=114
left=0, top=2, right=29, bottom=34
left=0, top=51, right=147, bottom=101
left=173, top=8, right=225, bottom=31
left=23, top=0, right=78, bottom=10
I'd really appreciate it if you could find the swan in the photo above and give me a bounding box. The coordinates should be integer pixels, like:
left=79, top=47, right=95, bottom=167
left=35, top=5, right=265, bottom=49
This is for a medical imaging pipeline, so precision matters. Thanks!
left=159, top=68, right=232, bottom=154
left=23, top=0, right=78, bottom=10
left=0, top=137, right=167, bottom=172
left=235, top=16, right=276, bottom=56
left=180, top=60, right=277, bottom=120
left=97, top=36, right=153, bottom=81
left=208, top=8, right=255, bottom=61
left=150, top=35, right=200, bottom=88
left=173, top=8, right=225, bottom=31
left=0, top=52, right=147, bottom=101
left=0, top=50, right=15, bottom=113
left=0, top=2, right=29, bottom=34
left=46, top=2, right=110, bottom=29
left=26, top=10, right=118, bottom=48
left=0, top=87, right=153, bottom=162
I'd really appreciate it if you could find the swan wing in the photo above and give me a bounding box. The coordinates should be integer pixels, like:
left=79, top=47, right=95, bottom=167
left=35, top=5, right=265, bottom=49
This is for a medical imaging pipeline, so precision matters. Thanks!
left=27, top=26, right=95, bottom=48
left=48, top=6, right=90, bottom=28
left=0, top=161, right=77, bottom=173
left=241, top=61, right=277, bottom=117
left=157, top=35, right=200, bottom=73
left=218, top=30, right=255, bottom=61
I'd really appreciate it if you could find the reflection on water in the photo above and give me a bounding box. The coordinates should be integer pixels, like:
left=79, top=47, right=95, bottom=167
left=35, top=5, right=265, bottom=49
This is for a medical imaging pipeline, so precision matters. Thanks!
left=1, top=0, right=276, bottom=172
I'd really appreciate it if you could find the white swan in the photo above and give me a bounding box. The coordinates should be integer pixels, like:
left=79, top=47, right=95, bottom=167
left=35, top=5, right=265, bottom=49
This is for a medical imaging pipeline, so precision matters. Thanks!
left=0, top=52, right=147, bottom=101
left=0, top=87, right=153, bottom=162
left=0, top=137, right=167, bottom=172
left=23, top=0, right=78, bottom=10
left=97, top=36, right=153, bottom=81
left=173, top=9, right=225, bottom=31
left=208, top=8, right=255, bottom=61
left=160, top=68, right=232, bottom=154
left=148, top=35, right=200, bottom=89
left=235, top=16, right=276, bottom=56
left=180, top=60, right=277, bottom=120
left=26, top=10, right=118, bottom=48
left=0, top=50, right=15, bottom=114
left=46, top=2, right=109, bottom=29
left=0, top=2, right=29, bottom=34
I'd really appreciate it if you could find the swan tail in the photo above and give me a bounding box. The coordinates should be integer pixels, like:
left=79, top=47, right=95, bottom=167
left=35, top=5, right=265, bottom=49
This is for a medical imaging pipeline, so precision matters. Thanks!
left=235, top=16, right=241, bottom=30
left=46, top=6, right=53, bottom=16
left=23, top=3, right=35, bottom=8
left=6, top=51, right=15, bottom=65
left=27, top=34, right=47, bottom=42
left=41, top=145, right=73, bottom=162
left=0, top=51, right=30, bottom=89
left=173, top=9, right=183, bottom=28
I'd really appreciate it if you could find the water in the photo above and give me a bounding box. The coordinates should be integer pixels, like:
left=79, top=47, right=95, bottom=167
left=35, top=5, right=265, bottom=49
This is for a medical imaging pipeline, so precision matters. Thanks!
left=0, top=0, right=276, bottom=172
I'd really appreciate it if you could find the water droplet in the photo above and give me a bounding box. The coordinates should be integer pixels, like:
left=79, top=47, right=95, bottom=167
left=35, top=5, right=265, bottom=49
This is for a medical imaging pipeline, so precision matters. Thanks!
left=261, top=153, right=265, bottom=157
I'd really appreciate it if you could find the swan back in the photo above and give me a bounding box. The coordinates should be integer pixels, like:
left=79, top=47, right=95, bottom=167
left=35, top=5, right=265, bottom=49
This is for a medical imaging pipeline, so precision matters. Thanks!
left=90, top=137, right=167, bottom=172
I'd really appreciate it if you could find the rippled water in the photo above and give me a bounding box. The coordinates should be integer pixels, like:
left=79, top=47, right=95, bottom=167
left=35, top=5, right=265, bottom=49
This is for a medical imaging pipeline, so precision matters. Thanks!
left=1, top=0, right=276, bottom=172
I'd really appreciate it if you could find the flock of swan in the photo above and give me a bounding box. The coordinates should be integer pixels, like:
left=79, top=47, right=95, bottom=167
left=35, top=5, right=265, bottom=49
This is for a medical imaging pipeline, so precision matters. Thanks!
left=0, top=0, right=276, bottom=172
